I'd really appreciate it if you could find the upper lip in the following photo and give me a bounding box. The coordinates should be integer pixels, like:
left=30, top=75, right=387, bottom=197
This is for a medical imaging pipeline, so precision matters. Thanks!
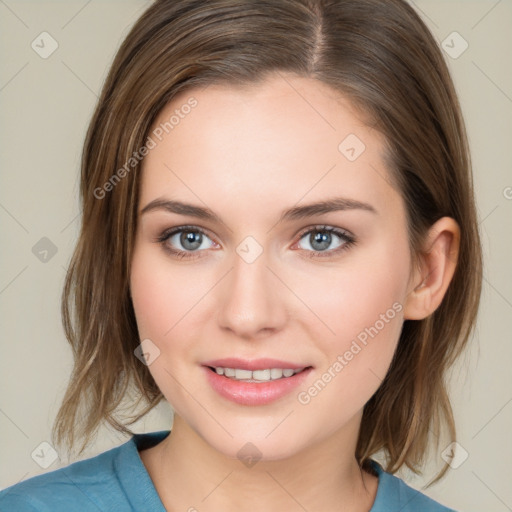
left=202, top=358, right=311, bottom=371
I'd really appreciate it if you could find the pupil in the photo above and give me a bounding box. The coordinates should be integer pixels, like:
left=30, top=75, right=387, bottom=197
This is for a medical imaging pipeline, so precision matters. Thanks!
left=181, top=231, right=202, bottom=250
left=312, top=231, right=330, bottom=251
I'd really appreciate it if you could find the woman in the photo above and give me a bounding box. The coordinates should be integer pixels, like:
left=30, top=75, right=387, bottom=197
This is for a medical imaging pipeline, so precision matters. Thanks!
left=0, top=0, right=482, bottom=510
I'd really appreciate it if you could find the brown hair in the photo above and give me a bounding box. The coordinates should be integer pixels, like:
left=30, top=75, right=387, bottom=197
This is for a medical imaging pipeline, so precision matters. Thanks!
left=53, top=0, right=482, bottom=484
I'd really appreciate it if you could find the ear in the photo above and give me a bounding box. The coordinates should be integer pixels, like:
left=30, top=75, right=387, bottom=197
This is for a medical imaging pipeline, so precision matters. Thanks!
left=403, top=217, right=460, bottom=320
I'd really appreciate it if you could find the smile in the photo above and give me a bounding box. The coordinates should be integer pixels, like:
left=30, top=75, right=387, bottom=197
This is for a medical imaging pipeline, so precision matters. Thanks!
left=209, top=366, right=305, bottom=382
left=201, top=359, right=313, bottom=406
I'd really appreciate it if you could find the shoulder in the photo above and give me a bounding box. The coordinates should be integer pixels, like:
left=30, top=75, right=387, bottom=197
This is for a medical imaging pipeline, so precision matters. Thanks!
left=0, top=430, right=171, bottom=512
left=370, top=461, right=457, bottom=512
left=0, top=444, right=125, bottom=512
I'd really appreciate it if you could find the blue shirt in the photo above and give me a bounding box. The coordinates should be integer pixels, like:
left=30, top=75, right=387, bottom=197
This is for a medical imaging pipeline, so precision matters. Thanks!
left=0, top=430, right=456, bottom=511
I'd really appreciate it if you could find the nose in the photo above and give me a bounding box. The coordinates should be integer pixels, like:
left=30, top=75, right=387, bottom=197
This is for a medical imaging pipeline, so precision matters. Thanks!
left=216, top=246, right=288, bottom=340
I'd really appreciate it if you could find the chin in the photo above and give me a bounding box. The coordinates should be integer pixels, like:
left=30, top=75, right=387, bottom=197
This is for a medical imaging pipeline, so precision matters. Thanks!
left=216, top=436, right=305, bottom=464
left=190, top=415, right=318, bottom=463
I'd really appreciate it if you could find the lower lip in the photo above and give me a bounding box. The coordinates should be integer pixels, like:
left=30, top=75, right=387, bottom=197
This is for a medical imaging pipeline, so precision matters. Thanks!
left=203, top=366, right=313, bottom=406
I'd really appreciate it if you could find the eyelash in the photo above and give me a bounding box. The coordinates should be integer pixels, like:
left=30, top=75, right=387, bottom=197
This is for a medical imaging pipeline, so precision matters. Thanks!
left=155, top=224, right=356, bottom=260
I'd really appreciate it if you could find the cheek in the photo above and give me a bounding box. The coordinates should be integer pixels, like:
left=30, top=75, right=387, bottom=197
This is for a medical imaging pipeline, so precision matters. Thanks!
left=130, top=262, right=170, bottom=339
left=129, top=247, right=204, bottom=406
left=298, top=241, right=409, bottom=347
left=329, top=265, right=404, bottom=343
left=130, top=246, right=206, bottom=340
left=293, top=238, right=409, bottom=418
left=129, top=245, right=222, bottom=406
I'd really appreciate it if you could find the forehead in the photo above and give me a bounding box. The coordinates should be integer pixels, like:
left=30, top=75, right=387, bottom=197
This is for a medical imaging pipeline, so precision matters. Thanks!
left=139, top=73, right=398, bottom=219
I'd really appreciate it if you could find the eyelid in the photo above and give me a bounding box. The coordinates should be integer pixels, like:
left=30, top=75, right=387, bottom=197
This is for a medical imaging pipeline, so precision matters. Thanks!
left=292, top=224, right=356, bottom=258
left=158, top=224, right=213, bottom=240
left=156, top=225, right=217, bottom=248
left=294, top=223, right=354, bottom=240
left=156, top=224, right=355, bottom=259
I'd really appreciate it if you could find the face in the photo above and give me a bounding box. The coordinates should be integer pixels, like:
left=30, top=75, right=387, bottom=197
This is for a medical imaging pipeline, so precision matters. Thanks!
left=130, top=72, right=413, bottom=460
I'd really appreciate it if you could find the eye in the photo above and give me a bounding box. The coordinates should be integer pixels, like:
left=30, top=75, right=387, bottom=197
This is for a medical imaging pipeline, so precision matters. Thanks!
left=156, top=226, right=217, bottom=260
left=294, top=225, right=355, bottom=258
left=156, top=224, right=355, bottom=260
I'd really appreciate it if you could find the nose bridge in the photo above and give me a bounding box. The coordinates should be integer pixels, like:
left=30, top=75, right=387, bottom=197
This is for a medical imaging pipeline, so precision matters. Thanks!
left=216, top=240, right=286, bottom=338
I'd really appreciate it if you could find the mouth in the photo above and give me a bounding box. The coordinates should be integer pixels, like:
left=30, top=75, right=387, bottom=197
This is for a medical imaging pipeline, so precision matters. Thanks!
left=201, top=358, right=313, bottom=406
left=205, top=365, right=311, bottom=383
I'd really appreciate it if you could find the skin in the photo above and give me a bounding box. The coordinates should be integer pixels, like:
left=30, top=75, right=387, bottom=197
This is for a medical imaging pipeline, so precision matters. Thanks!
left=129, top=72, right=459, bottom=512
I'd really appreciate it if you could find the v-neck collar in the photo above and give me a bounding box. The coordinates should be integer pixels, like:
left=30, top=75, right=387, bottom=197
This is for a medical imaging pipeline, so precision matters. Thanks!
left=117, top=430, right=429, bottom=512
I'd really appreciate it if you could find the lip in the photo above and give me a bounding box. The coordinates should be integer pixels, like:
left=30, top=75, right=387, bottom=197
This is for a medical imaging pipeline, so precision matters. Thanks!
left=202, top=357, right=308, bottom=371
left=202, top=361, right=313, bottom=406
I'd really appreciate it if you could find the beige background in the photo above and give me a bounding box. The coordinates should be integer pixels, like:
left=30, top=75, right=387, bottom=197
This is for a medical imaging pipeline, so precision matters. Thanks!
left=0, top=1, right=511, bottom=510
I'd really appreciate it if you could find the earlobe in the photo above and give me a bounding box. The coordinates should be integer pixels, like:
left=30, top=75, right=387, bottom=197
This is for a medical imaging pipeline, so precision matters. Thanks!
left=403, top=217, right=460, bottom=320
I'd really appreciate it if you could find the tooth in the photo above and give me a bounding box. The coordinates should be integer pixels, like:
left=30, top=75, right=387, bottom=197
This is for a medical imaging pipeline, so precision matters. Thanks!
left=270, top=368, right=283, bottom=379
left=253, top=369, right=271, bottom=381
left=234, top=369, right=253, bottom=380
left=217, top=366, right=304, bottom=381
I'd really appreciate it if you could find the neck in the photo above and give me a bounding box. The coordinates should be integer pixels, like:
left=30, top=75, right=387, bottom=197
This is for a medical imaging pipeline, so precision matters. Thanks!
left=140, top=414, right=378, bottom=512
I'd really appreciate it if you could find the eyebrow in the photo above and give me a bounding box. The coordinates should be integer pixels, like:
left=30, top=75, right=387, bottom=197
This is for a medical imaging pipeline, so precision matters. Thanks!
left=140, top=196, right=377, bottom=223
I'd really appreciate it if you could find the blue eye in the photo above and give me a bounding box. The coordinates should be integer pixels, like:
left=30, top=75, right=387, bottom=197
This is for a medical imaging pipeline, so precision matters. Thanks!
left=157, top=226, right=215, bottom=259
left=295, top=225, right=355, bottom=258
left=156, top=224, right=355, bottom=260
